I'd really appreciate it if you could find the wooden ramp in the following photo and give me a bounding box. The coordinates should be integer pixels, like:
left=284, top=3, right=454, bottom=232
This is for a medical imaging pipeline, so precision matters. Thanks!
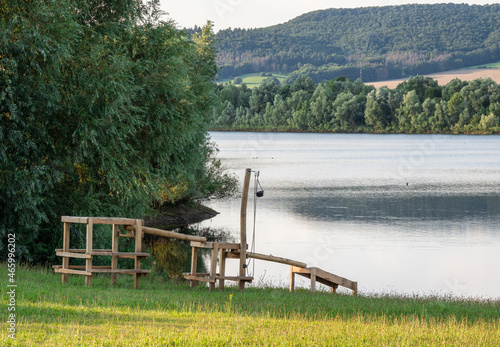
left=290, top=266, right=357, bottom=296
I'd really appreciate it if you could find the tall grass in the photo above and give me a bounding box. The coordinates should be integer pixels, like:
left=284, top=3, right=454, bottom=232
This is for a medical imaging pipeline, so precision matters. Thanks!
left=1, top=264, right=499, bottom=346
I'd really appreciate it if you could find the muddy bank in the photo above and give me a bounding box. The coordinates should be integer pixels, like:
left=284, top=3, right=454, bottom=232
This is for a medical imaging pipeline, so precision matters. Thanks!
left=145, top=202, right=219, bottom=230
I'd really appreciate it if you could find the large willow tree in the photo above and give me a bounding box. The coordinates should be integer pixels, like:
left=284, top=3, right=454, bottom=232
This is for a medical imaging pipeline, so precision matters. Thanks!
left=1, top=0, right=229, bottom=263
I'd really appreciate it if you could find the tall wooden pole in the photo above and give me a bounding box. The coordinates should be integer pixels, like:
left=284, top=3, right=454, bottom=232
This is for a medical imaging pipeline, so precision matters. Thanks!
left=239, top=168, right=252, bottom=290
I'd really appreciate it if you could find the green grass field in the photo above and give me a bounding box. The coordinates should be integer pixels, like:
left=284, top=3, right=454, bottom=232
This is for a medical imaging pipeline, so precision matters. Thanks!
left=1, top=264, right=499, bottom=346
left=219, top=73, right=288, bottom=88
left=467, top=61, right=500, bottom=69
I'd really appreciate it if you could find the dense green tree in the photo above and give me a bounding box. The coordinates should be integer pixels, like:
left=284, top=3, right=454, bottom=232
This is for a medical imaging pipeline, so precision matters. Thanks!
left=332, top=93, right=364, bottom=128
left=1, top=0, right=226, bottom=263
left=309, top=83, right=335, bottom=130
left=365, top=87, right=398, bottom=130
left=397, top=90, right=421, bottom=130
left=459, top=78, right=500, bottom=117
left=442, top=78, right=469, bottom=101
left=212, top=74, right=500, bottom=134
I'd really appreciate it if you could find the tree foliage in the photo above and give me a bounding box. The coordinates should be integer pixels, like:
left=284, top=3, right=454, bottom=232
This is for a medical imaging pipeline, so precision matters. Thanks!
left=212, top=76, right=500, bottom=134
left=0, top=0, right=230, bottom=263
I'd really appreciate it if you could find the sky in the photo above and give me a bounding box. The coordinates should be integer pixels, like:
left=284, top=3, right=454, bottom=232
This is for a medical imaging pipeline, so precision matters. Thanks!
left=160, top=0, right=494, bottom=32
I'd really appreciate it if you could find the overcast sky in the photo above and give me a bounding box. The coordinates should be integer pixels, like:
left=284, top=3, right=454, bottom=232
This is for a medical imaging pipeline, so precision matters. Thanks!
left=159, top=0, right=494, bottom=31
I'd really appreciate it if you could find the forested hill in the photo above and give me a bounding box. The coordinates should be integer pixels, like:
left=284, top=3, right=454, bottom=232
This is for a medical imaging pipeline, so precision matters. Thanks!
left=216, top=3, right=500, bottom=83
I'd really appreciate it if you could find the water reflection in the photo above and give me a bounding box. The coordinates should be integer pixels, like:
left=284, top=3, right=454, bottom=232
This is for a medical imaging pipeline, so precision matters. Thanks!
left=286, top=187, right=500, bottom=223
left=203, top=132, right=500, bottom=298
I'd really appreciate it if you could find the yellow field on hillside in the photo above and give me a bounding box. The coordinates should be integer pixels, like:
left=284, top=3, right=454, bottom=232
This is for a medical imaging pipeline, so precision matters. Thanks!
left=368, top=68, right=500, bottom=89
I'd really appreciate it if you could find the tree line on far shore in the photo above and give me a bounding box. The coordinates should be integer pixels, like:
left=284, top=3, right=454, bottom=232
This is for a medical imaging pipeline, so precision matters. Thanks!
left=211, top=75, right=500, bottom=134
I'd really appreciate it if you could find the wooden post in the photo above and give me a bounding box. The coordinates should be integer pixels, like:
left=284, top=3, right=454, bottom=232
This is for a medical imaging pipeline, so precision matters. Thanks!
left=209, top=243, right=219, bottom=291
left=190, top=246, right=198, bottom=288
left=239, top=168, right=251, bottom=290
left=62, top=222, right=70, bottom=284
left=289, top=266, right=295, bottom=292
left=219, top=249, right=227, bottom=290
left=85, top=218, right=93, bottom=286
left=111, top=224, right=119, bottom=285
left=134, top=219, right=142, bottom=289
left=310, top=267, right=317, bottom=293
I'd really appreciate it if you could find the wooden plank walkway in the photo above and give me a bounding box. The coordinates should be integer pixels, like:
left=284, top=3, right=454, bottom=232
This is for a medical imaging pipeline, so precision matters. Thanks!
left=290, top=266, right=357, bottom=296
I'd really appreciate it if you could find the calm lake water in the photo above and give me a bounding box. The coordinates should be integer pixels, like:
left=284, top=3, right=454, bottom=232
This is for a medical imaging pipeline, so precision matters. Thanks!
left=201, top=132, right=500, bottom=298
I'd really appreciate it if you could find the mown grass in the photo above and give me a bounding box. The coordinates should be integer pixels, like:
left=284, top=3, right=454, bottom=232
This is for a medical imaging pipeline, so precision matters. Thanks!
left=1, top=264, right=499, bottom=346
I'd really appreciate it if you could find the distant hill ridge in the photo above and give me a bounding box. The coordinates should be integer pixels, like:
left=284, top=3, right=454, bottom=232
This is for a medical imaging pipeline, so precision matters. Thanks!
left=215, top=3, right=500, bottom=83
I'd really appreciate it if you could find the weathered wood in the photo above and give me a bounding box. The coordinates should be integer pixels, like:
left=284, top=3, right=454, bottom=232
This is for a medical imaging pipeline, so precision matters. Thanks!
left=53, top=265, right=111, bottom=270
left=93, top=217, right=140, bottom=225
left=215, top=276, right=253, bottom=282
left=61, top=216, right=141, bottom=225
left=62, top=222, right=70, bottom=284
left=183, top=272, right=213, bottom=277
left=289, top=266, right=295, bottom=292
left=290, top=266, right=357, bottom=296
left=54, top=268, right=92, bottom=276
left=230, top=250, right=307, bottom=268
left=56, top=249, right=112, bottom=253
left=219, top=249, right=227, bottom=290
left=130, top=226, right=207, bottom=242
left=310, top=267, right=317, bottom=293
left=183, top=275, right=216, bottom=283
left=134, top=219, right=142, bottom=289
left=88, top=251, right=149, bottom=258
left=190, top=241, right=242, bottom=249
left=209, top=243, right=219, bottom=291
left=85, top=217, right=93, bottom=286
left=61, top=216, right=89, bottom=224
left=90, top=269, right=150, bottom=274
left=239, top=168, right=252, bottom=291
left=190, top=247, right=198, bottom=288
left=111, top=224, right=119, bottom=285
left=190, top=241, right=213, bottom=248
left=56, top=251, right=92, bottom=259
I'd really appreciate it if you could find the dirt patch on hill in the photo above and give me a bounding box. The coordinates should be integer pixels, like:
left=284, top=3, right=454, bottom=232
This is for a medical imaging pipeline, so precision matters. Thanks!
left=368, top=68, right=500, bottom=89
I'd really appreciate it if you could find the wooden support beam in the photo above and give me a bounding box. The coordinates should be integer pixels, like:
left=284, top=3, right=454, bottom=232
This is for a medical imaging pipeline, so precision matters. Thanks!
left=219, top=249, right=227, bottom=290
left=85, top=217, right=93, bottom=286
left=61, top=216, right=89, bottom=224
left=310, top=267, right=317, bottom=293
left=183, top=275, right=216, bottom=283
left=54, top=268, right=92, bottom=276
left=56, top=251, right=92, bottom=259
left=209, top=243, right=219, bottom=291
left=88, top=251, right=149, bottom=258
left=130, top=225, right=207, bottom=242
left=111, top=224, right=119, bottom=285
left=62, top=222, right=70, bottom=284
left=290, top=266, right=357, bottom=296
left=229, top=250, right=307, bottom=268
left=239, top=168, right=251, bottom=291
left=134, top=219, right=142, bottom=289
left=190, top=247, right=198, bottom=288
left=215, top=276, right=253, bottom=282
left=289, top=266, right=295, bottom=292
left=61, top=216, right=141, bottom=225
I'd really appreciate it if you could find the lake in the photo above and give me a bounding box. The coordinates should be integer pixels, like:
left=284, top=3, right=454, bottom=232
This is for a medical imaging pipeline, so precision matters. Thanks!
left=201, top=132, right=500, bottom=298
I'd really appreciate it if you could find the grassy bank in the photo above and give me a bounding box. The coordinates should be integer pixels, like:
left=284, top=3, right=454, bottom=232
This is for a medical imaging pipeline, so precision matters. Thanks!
left=1, top=264, right=499, bottom=346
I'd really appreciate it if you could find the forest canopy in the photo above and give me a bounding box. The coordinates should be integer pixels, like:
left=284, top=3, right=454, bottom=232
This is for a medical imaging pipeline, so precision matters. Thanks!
left=215, top=3, right=500, bottom=82
left=0, top=0, right=233, bottom=263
